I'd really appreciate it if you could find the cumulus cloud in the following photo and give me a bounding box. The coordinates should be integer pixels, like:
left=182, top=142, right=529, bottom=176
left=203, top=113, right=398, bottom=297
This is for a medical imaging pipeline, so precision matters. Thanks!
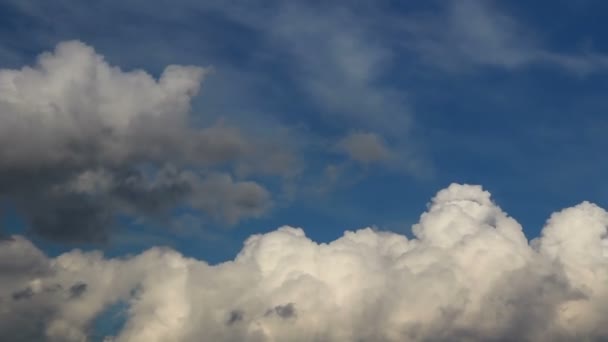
left=2, top=184, right=608, bottom=341
left=0, top=41, right=281, bottom=242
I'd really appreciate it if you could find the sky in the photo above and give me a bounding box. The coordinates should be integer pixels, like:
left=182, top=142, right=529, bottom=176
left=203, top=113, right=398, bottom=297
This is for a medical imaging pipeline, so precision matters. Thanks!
left=1, top=0, right=608, bottom=341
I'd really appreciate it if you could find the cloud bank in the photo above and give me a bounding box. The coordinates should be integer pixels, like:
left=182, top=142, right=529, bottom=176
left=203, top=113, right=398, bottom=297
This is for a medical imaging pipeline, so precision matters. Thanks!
left=0, top=41, right=283, bottom=243
left=2, top=184, right=608, bottom=341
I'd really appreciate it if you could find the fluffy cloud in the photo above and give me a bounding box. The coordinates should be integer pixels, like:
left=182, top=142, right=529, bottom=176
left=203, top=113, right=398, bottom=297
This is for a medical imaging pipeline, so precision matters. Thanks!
left=0, top=41, right=204, bottom=167
left=0, top=41, right=280, bottom=242
left=2, top=183, right=608, bottom=341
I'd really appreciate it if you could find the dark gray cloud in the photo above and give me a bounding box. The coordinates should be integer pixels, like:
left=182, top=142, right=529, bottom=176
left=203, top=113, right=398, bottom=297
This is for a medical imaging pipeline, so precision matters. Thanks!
left=68, top=283, right=87, bottom=299
left=271, top=303, right=296, bottom=319
left=0, top=41, right=282, bottom=243
left=12, top=287, right=34, bottom=301
left=227, top=310, right=244, bottom=325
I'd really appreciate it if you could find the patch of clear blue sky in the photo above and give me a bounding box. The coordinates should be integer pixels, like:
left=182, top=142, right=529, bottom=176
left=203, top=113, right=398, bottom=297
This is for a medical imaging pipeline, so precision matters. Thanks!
left=1, top=0, right=608, bottom=263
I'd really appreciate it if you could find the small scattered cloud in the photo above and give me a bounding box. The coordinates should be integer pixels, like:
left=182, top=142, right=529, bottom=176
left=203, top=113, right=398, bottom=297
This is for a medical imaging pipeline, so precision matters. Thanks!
left=335, top=132, right=393, bottom=165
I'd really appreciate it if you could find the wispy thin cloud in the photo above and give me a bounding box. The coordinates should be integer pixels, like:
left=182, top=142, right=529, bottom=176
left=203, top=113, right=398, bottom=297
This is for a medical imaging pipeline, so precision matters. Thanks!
left=401, top=0, right=608, bottom=74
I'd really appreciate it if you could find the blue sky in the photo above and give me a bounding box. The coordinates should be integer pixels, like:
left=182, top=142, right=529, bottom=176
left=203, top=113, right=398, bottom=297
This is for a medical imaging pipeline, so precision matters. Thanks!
left=1, top=0, right=608, bottom=264
left=4, top=2, right=608, bottom=341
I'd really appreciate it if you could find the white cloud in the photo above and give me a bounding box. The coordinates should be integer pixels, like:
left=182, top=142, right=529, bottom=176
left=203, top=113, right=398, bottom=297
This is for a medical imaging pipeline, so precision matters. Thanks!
left=2, top=183, right=608, bottom=341
left=0, top=40, right=255, bottom=169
